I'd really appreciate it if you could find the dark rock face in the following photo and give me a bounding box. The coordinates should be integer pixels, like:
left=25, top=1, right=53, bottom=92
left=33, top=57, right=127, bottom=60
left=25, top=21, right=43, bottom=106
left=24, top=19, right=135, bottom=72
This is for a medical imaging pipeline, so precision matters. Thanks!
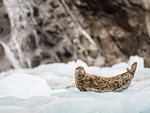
left=0, top=0, right=150, bottom=72
left=0, top=0, right=10, bottom=43
left=0, top=1, right=14, bottom=71
left=31, top=56, right=41, bottom=67
left=37, top=30, right=63, bottom=47
left=68, top=0, right=150, bottom=66
left=144, top=57, right=150, bottom=68
left=0, top=43, right=4, bottom=57
left=29, top=0, right=106, bottom=67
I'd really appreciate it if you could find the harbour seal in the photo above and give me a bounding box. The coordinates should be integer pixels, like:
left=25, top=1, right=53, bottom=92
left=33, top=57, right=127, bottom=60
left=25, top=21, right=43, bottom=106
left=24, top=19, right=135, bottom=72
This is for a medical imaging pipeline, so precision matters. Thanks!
left=75, top=62, right=137, bottom=92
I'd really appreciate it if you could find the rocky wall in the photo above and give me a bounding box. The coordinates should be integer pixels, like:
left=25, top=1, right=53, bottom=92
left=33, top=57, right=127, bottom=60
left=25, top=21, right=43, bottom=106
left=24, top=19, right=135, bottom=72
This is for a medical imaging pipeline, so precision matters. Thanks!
left=0, top=0, right=150, bottom=71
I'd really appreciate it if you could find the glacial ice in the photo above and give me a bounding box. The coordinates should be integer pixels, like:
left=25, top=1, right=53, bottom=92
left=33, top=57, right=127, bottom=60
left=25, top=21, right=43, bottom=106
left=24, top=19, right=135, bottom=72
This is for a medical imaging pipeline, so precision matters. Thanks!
left=0, top=56, right=150, bottom=113
left=0, top=73, right=52, bottom=98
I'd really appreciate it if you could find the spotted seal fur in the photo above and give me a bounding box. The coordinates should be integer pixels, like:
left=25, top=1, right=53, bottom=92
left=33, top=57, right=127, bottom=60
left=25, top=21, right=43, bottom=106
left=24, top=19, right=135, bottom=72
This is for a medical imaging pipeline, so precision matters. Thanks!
left=75, top=62, right=137, bottom=92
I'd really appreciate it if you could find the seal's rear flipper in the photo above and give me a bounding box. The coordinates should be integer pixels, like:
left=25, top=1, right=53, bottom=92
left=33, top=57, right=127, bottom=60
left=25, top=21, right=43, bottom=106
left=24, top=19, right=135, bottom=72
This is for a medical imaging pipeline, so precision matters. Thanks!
left=128, top=62, right=137, bottom=75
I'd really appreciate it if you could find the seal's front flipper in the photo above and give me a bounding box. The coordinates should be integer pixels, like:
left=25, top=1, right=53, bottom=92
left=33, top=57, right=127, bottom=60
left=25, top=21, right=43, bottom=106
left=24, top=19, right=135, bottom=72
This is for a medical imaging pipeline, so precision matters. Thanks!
left=126, top=68, right=129, bottom=72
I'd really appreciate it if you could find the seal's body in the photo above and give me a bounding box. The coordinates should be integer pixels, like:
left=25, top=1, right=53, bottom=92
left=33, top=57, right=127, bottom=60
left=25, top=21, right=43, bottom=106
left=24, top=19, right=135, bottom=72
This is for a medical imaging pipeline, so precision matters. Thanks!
left=75, top=62, right=137, bottom=92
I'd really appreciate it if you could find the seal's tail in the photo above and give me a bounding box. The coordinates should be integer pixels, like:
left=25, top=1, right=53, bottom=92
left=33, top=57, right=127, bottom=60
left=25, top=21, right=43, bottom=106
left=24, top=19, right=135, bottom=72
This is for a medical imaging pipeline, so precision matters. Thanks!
left=127, top=62, right=137, bottom=75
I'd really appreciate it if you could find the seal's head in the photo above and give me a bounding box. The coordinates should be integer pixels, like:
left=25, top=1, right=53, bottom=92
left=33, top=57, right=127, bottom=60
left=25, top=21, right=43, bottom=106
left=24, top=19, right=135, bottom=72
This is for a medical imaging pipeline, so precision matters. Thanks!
left=75, top=66, right=86, bottom=77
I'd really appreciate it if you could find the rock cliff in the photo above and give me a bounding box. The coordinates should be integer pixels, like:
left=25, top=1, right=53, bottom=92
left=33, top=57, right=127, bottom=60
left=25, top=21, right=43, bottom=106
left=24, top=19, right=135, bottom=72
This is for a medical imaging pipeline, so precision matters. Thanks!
left=0, top=0, right=150, bottom=71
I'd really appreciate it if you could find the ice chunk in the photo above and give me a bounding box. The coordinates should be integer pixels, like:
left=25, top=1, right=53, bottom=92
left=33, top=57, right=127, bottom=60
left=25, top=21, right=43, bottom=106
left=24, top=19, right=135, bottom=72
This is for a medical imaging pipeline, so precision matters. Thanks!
left=0, top=89, right=150, bottom=113
left=0, top=56, right=150, bottom=90
left=129, top=55, right=144, bottom=68
left=0, top=56, right=149, bottom=113
left=0, top=73, right=52, bottom=98
left=34, top=89, right=150, bottom=113
left=0, top=106, right=34, bottom=113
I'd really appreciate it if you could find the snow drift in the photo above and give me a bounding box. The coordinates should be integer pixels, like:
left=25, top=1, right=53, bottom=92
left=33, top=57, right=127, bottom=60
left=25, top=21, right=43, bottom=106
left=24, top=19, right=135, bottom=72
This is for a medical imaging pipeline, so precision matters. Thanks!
left=0, top=56, right=150, bottom=113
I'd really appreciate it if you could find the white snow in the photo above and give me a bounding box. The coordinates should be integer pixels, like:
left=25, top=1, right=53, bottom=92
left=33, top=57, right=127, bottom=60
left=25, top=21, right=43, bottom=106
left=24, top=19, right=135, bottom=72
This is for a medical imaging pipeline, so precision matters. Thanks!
left=0, top=56, right=150, bottom=113
left=0, top=73, right=52, bottom=98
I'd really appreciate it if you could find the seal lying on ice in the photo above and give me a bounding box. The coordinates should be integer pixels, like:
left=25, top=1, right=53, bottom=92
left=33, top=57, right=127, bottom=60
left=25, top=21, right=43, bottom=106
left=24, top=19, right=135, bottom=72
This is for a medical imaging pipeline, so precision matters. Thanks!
left=75, top=62, right=137, bottom=92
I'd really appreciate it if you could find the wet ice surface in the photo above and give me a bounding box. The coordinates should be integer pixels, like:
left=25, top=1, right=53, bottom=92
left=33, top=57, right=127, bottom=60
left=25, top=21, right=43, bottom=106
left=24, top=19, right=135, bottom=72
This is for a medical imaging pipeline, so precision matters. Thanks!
left=0, top=89, right=150, bottom=113
left=0, top=56, right=150, bottom=113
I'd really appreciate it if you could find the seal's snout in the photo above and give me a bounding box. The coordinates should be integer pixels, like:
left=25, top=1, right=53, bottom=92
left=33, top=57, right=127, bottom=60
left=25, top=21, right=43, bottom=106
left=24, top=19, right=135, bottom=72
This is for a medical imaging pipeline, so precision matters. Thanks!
left=75, top=66, right=85, bottom=75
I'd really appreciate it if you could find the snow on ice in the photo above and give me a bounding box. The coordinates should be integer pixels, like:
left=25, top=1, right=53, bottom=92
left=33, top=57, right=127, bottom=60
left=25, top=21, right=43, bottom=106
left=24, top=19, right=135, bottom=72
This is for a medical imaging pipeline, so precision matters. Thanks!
left=0, top=56, right=150, bottom=113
